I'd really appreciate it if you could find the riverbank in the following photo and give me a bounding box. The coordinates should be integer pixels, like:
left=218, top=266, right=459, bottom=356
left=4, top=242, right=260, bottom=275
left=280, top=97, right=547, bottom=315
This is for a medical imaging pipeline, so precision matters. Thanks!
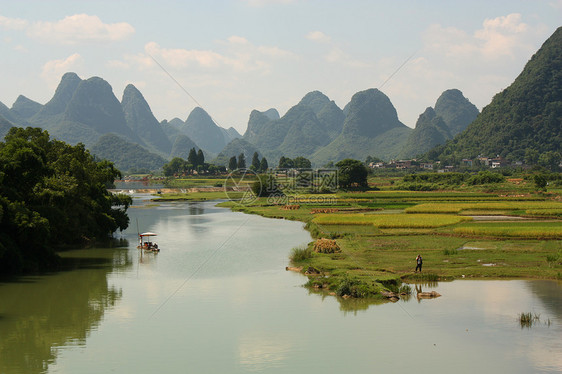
left=214, top=190, right=562, bottom=299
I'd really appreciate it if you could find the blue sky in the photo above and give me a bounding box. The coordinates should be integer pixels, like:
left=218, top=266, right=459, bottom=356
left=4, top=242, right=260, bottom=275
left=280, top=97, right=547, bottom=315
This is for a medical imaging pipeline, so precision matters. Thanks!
left=1, top=0, right=561, bottom=133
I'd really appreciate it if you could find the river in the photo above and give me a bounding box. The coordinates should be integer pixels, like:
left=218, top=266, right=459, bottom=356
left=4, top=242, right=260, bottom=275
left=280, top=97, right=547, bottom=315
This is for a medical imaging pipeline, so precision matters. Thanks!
left=1, top=196, right=561, bottom=373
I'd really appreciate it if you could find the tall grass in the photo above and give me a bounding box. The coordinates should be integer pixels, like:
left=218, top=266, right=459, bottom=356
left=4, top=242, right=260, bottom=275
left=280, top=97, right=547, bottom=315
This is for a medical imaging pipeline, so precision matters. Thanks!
left=290, top=245, right=313, bottom=262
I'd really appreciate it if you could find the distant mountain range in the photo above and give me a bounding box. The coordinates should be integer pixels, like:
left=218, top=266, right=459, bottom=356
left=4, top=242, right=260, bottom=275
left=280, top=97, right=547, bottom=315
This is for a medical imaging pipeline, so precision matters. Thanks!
left=0, top=73, right=240, bottom=172
left=399, top=89, right=479, bottom=159
left=1, top=26, right=559, bottom=171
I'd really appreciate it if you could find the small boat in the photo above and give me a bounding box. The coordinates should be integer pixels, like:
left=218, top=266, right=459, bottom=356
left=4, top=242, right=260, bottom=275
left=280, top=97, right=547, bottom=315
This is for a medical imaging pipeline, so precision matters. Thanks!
left=137, top=232, right=160, bottom=252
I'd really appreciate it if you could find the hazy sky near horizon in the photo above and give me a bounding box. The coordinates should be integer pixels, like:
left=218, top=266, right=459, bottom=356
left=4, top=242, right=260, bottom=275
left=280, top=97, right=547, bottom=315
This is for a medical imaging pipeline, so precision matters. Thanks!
left=1, top=0, right=561, bottom=133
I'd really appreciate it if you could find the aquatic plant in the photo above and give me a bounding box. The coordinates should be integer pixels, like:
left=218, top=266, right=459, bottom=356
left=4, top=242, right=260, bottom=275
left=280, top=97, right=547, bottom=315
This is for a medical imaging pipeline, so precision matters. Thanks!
left=519, top=312, right=541, bottom=328
left=398, top=284, right=412, bottom=295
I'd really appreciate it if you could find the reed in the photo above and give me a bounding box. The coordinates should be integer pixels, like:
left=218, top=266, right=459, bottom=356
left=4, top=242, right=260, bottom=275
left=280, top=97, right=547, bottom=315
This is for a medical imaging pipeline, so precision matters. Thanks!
left=290, top=245, right=313, bottom=262
left=519, top=312, right=542, bottom=328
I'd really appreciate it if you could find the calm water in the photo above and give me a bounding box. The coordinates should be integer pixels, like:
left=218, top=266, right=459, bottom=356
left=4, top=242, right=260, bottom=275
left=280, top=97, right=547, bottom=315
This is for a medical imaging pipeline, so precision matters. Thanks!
left=1, top=197, right=561, bottom=373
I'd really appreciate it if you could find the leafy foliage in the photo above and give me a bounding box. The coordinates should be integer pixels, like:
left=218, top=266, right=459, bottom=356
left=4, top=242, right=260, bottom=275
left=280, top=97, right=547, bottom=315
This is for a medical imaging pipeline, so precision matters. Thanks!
left=335, top=159, right=368, bottom=188
left=0, top=127, right=132, bottom=274
left=251, top=174, right=282, bottom=197
left=278, top=156, right=311, bottom=169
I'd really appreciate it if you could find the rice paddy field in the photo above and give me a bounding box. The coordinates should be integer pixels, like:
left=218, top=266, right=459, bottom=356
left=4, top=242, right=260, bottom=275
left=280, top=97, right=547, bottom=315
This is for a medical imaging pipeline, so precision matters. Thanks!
left=158, top=174, right=562, bottom=298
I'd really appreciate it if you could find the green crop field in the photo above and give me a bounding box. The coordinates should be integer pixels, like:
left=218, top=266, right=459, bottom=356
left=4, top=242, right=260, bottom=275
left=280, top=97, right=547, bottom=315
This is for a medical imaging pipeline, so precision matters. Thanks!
left=313, top=213, right=471, bottom=228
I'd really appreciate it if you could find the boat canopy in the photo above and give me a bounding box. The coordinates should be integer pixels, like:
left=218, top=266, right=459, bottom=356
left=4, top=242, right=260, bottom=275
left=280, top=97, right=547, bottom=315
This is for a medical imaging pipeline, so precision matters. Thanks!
left=140, top=232, right=157, bottom=237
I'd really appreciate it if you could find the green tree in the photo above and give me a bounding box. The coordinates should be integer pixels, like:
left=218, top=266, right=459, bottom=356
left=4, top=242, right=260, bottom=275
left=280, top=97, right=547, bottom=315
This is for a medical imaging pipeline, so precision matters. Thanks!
left=538, top=151, right=561, bottom=171
left=251, top=152, right=260, bottom=171
left=251, top=174, right=282, bottom=197
left=534, top=173, right=548, bottom=191
left=163, top=157, right=188, bottom=176
left=228, top=156, right=238, bottom=171
left=335, top=158, right=368, bottom=189
left=187, top=148, right=198, bottom=167
left=0, top=127, right=132, bottom=275
left=259, top=157, right=268, bottom=172
left=237, top=153, right=246, bottom=169
left=196, top=149, right=205, bottom=168
left=524, top=148, right=539, bottom=165
left=278, top=156, right=294, bottom=168
left=293, top=156, right=311, bottom=169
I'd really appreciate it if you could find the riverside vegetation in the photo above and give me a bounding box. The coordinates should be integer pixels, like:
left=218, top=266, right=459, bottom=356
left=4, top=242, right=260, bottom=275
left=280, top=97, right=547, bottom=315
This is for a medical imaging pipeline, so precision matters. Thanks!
left=0, top=127, right=132, bottom=275
left=178, top=170, right=562, bottom=302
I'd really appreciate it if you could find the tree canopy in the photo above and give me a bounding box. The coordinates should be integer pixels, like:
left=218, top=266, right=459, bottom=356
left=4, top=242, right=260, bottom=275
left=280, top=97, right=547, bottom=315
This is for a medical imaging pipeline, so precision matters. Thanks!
left=335, top=158, right=368, bottom=188
left=0, top=127, right=132, bottom=275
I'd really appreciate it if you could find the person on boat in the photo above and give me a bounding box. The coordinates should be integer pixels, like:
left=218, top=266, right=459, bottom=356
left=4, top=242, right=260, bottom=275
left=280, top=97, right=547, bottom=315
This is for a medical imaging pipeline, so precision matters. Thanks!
left=415, top=254, right=423, bottom=272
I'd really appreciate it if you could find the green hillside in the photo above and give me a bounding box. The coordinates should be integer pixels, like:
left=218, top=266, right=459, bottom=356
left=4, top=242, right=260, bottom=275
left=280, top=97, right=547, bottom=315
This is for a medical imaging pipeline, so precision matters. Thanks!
left=399, top=107, right=451, bottom=159
left=90, top=133, right=167, bottom=173
left=311, top=89, right=411, bottom=164
left=430, top=26, right=562, bottom=163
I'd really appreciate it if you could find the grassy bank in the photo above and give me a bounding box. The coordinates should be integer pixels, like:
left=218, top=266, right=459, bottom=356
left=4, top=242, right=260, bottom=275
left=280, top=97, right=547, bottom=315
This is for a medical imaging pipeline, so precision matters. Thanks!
left=216, top=189, right=562, bottom=301
left=157, top=177, right=562, bottom=302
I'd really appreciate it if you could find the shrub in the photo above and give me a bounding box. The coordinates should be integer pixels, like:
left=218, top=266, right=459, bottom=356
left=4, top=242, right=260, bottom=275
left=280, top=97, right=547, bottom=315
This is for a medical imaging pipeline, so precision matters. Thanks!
left=336, top=276, right=377, bottom=298
left=251, top=174, right=282, bottom=197
left=290, top=245, right=313, bottom=262
left=467, top=171, right=505, bottom=185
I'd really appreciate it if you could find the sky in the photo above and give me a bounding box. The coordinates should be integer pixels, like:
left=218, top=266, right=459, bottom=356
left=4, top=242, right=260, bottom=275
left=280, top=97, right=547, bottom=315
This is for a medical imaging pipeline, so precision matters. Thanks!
left=1, top=0, right=561, bottom=134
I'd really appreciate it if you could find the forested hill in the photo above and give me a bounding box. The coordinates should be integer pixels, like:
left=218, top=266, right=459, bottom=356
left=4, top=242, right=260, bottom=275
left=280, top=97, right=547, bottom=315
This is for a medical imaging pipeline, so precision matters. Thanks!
left=428, top=26, right=562, bottom=163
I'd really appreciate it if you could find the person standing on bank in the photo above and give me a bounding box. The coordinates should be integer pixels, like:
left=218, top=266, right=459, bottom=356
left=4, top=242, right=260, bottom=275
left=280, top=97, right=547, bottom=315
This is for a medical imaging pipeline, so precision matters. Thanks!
left=415, top=254, right=423, bottom=273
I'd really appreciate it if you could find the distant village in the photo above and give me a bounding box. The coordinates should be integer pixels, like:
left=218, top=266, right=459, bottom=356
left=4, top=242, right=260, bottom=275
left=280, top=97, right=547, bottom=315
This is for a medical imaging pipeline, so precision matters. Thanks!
left=368, top=155, right=533, bottom=172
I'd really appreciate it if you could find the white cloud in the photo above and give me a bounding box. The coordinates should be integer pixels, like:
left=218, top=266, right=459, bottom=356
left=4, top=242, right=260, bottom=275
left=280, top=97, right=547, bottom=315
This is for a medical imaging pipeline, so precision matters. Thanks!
left=306, top=30, right=331, bottom=44
left=27, top=14, right=134, bottom=45
left=41, top=53, right=83, bottom=88
left=141, top=37, right=295, bottom=73
left=227, top=35, right=250, bottom=44
left=0, top=15, right=28, bottom=30
left=424, top=13, right=545, bottom=61
left=549, top=0, right=562, bottom=9
left=145, top=41, right=226, bottom=69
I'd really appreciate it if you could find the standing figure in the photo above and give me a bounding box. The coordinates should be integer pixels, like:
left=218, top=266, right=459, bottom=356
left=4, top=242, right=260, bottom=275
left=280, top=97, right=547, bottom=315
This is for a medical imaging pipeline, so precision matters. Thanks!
left=415, top=254, right=423, bottom=273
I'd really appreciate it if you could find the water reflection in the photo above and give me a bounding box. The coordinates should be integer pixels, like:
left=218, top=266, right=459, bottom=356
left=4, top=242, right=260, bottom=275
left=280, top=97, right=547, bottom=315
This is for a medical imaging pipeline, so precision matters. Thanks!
left=0, top=249, right=131, bottom=374
left=525, top=280, right=562, bottom=320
